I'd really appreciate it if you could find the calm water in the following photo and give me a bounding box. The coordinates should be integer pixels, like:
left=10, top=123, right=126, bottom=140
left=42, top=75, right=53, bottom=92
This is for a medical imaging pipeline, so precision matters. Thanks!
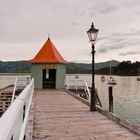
left=66, top=74, right=140, bottom=126
left=0, top=74, right=30, bottom=88
left=0, top=74, right=140, bottom=126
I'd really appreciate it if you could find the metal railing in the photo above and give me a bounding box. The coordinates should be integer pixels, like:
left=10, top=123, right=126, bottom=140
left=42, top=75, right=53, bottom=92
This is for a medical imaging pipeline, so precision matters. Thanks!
left=65, top=79, right=91, bottom=102
left=65, top=79, right=102, bottom=107
left=0, top=78, right=34, bottom=140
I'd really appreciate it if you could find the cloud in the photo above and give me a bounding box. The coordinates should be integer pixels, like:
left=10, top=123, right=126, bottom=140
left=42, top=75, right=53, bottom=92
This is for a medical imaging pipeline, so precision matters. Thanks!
left=119, top=51, right=140, bottom=56
left=98, top=29, right=140, bottom=54
left=69, top=22, right=78, bottom=26
left=121, top=0, right=140, bottom=8
left=98, top=35, right=109, bottom=41
left=1, top=0, right=140, bottom=62
left=98, top=2, right=117, bottom=15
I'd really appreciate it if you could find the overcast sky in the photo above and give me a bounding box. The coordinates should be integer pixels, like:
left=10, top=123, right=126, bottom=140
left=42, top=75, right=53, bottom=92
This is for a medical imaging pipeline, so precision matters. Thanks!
left=1, top=0, right=140, bottom=63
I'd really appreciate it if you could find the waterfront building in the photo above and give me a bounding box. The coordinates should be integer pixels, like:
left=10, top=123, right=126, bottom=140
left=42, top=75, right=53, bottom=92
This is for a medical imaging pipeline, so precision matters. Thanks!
left=31, top=38, right=67, bottom=89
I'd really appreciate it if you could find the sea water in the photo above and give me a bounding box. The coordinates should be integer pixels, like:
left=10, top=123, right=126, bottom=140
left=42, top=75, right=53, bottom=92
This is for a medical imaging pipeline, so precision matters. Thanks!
left=66, top=74, right=140, bottom=126
left=0, top=74, right=140, bottom=126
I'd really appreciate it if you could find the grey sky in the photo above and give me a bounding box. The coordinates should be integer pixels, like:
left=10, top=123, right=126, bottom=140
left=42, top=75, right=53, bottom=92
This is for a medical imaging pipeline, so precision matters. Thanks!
left=0, top=0, right=140, bottom=62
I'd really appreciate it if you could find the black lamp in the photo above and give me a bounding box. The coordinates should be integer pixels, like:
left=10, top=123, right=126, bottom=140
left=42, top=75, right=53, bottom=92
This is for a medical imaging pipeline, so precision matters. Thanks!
left=87, top=22, right=99, bottom=111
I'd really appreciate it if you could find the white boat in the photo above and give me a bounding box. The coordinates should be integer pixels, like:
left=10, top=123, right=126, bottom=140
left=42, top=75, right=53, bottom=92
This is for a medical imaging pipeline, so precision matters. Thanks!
left=75, top=75, right=79, bottom=79
left=107, top=60, right=117, bottom=85
left=101, top=76, right=106, bottom=82
left=107, top=76, right=117, bottom=85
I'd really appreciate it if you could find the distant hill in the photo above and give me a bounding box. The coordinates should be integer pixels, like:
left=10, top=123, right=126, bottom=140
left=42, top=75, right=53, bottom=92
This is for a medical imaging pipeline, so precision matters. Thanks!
left=66, top=60, right=120, bottom=74
left=0, top=60, right=120, bottom=74
left=114, top=61, right=140, bottom=76
left=0, top=60, right=139, bottom=76
left=95, top=60, right=120, bottom=70
left=95, top=61, right=140, bottom=76
left=0, top=60, right=31, bottom=73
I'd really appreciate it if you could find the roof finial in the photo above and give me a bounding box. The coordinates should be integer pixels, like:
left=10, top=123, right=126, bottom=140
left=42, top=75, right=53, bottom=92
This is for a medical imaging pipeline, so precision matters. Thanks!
left=48, top=34, right=50, bottom=40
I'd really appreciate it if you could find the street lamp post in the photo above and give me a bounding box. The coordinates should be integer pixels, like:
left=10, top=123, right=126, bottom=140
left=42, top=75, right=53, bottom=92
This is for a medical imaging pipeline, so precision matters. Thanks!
left=87, top=22, right=99, bottom=111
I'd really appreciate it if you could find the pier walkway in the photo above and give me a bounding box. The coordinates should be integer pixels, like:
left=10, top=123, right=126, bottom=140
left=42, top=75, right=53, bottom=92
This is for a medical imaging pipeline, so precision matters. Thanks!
left=32, top=89, right=140, bottom=140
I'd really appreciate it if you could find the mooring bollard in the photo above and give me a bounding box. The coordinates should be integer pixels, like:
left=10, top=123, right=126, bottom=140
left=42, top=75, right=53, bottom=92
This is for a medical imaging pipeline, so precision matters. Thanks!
left=109, top=86, right=113, bottom=112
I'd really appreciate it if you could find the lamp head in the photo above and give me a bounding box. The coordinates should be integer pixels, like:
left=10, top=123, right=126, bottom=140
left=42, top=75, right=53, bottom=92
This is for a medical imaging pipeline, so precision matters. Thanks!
left=87, top=22, right=99, bottom=44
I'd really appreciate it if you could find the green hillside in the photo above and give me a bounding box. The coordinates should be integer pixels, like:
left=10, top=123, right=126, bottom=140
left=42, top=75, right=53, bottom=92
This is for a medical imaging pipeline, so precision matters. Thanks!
left=0, top=60, right=139, bottom=76
left=0, top=60, right=31, bottom=73
left=0, top=60, right=119, bottom=74
left=66, top=60, right=119, bottom=73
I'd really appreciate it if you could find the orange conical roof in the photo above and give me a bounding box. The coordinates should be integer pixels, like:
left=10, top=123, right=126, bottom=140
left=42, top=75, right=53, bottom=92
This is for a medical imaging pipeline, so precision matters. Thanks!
left=31, top=38, right=67, bottom=64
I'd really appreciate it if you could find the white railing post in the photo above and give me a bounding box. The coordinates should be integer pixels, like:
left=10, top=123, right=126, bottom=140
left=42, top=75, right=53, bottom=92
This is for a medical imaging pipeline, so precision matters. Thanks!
left=83, top=80, right=91, bottom=103
left=75, top=80, right=77, bottom=93
left=11, top=77, right=18, bottom=103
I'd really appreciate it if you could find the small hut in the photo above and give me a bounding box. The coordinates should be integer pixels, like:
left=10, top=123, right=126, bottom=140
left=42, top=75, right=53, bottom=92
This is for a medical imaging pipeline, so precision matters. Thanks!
left=31, top=38, right=67, bottom=89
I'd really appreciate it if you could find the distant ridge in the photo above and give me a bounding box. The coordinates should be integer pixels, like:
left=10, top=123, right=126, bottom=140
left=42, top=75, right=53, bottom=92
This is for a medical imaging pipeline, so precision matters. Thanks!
left=0, top=60, right=139, bottom=76
left=0, top=60, right=30, bottom=73
left=0, top=60, right=120, bottom=74
left=66, top=60, right=120, bottom=74
left=95, top=60, right=120, bottom=70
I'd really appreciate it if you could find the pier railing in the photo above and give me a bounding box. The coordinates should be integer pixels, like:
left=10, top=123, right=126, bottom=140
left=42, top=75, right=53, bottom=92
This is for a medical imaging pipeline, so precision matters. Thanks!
left=65, top=79, right=102, bottom=107
left=0, top=78, right=34, bottom=140
left=11, top=77, right=30, bottom=103
left=65, top=79, right=91, bottom=102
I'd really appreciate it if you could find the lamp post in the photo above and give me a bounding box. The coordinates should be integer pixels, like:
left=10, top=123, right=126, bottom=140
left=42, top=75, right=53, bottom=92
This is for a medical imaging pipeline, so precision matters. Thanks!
left=87, top=22, right=99, bottom=111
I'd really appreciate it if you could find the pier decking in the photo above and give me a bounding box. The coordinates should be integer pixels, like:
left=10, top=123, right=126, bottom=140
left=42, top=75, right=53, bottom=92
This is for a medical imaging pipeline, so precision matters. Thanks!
left=32, top=89, right=140, bottom=140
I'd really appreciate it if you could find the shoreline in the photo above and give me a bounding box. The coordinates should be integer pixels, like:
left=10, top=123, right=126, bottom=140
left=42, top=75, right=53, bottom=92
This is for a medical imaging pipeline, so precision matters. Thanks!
left=0, top=73, right=31, bottom=76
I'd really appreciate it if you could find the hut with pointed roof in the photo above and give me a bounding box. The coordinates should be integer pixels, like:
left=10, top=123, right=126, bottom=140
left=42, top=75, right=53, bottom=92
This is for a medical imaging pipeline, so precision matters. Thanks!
left=31, top=38, right=67, bottom=89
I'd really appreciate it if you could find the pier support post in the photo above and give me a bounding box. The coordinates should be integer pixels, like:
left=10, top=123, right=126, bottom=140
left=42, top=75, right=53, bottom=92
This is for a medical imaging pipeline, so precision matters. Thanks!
left=109, top=86, right=113, bottom=112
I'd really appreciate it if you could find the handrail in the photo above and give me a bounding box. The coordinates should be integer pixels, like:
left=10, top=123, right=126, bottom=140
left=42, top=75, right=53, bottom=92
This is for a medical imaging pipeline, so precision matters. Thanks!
left=19, top=80, right=34, bottom=140
left=0, top=78, right=34, bottom=140
left=11, top=77, right=18, bottom=103
left=83, top=79, right=91, bottom=102
left=66, top=79, right=102, bottom=107
left=66, top=79, right=91, bottom=102
left=11, top=77, right=31, bottom=104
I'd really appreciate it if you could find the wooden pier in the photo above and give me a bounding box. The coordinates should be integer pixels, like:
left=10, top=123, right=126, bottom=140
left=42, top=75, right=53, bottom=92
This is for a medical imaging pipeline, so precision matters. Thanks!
left=32, top=89, right=140, bottom=140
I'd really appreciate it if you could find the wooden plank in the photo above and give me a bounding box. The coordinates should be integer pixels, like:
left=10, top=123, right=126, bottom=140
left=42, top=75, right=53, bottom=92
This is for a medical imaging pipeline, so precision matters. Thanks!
left=32, top=89, right=140, bottom=140
left=66, top=89, right=140, bottom=135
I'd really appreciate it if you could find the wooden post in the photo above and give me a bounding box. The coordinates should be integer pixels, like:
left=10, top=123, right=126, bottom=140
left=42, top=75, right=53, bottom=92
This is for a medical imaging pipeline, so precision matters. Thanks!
left=109, top=86, right=113, bottom=112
